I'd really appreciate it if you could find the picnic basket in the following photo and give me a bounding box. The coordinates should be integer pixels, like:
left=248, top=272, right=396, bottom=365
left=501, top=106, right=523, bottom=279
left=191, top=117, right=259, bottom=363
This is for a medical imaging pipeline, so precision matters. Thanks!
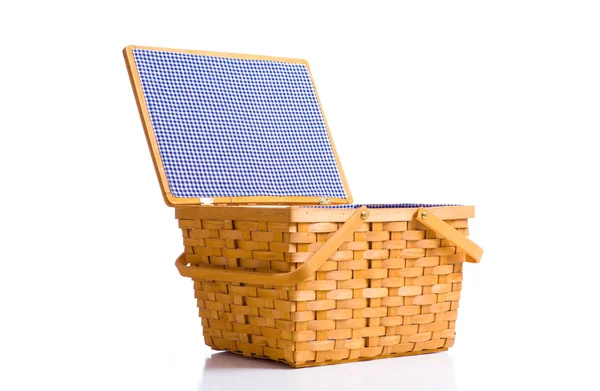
left=123, top=45, right=483, bottom=368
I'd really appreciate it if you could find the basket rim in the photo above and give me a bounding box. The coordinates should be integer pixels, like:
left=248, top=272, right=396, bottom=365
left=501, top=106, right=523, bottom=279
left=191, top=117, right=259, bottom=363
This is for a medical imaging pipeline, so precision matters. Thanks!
left=174, top=205, right=475, bottom=222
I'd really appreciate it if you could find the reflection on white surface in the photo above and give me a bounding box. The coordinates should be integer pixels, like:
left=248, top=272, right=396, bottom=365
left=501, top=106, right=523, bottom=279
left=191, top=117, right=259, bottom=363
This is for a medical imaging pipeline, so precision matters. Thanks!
left=198, top=351, right=456, bottom=391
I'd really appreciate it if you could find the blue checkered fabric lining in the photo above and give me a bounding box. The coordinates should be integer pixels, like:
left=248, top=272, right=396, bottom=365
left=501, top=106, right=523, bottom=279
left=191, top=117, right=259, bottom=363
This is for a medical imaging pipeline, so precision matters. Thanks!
left=132, top=48, right=346, bottom=199
left=298, top=203, right=457, bottom=209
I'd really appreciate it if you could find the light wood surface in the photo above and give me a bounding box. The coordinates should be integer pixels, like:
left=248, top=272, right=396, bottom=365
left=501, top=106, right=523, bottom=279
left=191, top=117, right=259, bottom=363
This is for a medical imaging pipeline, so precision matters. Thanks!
left=303, top=61, right=353, bottom=204
left=123, top=46, right=175, bottom=206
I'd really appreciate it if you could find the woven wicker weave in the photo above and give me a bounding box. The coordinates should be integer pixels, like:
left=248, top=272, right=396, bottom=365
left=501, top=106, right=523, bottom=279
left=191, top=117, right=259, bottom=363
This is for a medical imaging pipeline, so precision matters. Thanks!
left=174, top=205, right=478, bottom=367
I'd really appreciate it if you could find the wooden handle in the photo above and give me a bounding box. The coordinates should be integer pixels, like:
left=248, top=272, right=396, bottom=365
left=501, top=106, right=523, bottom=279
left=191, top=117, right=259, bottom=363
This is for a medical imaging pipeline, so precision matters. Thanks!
left=175, top=206, right=370, bottom=285
left=415, top=208, right=483, bottom=263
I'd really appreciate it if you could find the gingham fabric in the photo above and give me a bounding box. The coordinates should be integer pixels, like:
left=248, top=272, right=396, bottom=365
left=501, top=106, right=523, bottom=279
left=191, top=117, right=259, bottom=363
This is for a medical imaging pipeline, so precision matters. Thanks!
left=132, top=48, right=346, bottom=200
left=298, top=203, right=458, bottom=209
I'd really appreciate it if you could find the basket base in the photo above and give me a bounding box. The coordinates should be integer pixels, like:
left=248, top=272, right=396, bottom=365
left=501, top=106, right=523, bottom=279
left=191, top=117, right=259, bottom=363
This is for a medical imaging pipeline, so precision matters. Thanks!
left=209, top=347, right=448, bottom=368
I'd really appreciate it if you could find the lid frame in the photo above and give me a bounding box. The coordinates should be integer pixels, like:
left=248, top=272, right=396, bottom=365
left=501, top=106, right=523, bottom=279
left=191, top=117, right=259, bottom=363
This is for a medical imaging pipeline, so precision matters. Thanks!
left=123, top=45, right=353, bottom=206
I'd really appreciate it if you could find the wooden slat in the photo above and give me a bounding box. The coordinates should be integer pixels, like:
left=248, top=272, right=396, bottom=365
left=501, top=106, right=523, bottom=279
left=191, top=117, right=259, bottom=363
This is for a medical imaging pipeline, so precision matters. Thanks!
left=176, top=206, right=291, bottom=222
left=290, top=206, right=475, bottom=222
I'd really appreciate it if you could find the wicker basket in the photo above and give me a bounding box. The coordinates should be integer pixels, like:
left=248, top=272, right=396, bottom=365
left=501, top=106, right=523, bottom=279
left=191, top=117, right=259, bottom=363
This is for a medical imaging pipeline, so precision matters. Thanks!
left=124, top=45, right=483, bottom=367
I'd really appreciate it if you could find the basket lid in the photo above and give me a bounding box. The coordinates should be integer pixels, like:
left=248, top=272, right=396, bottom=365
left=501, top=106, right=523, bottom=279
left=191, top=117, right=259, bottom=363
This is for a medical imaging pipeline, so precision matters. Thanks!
left=124, top=46, right=352, bottom=206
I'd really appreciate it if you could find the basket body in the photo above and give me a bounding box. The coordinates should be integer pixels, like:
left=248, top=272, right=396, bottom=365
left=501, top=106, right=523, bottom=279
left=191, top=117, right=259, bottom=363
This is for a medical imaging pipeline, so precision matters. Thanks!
left=176, top=205, right=473, bottom=367
left=124, top=46, right=483, bottom=367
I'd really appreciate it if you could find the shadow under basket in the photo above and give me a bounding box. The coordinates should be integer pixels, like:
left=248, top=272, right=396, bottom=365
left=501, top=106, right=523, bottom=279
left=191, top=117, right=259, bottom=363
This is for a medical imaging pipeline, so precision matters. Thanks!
left=175, top=204, right=481, bottom=368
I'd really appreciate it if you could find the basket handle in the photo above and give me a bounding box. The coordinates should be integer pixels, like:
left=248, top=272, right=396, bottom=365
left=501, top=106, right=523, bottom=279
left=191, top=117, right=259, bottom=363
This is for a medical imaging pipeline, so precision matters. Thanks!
left=175, top=206, right=370, bottom=286
left=415, top=208, right=483, bottom=263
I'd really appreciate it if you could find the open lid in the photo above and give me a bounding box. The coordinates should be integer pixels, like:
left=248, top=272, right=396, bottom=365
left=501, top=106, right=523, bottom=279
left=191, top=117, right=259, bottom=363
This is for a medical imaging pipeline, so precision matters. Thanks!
left=124, top=45, right=352, bottom=206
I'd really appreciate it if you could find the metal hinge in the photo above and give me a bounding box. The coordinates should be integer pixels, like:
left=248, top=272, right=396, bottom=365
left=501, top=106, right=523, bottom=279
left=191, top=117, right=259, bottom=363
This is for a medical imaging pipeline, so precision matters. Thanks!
left=318, top=197, right=331, bottom=205
left=199, top=197, right=214, bottom=206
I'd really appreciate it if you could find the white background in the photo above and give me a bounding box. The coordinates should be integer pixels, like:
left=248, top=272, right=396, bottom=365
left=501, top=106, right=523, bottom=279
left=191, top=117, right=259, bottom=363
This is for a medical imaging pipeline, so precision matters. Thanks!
left=1, top=1, right=599, bottom=390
